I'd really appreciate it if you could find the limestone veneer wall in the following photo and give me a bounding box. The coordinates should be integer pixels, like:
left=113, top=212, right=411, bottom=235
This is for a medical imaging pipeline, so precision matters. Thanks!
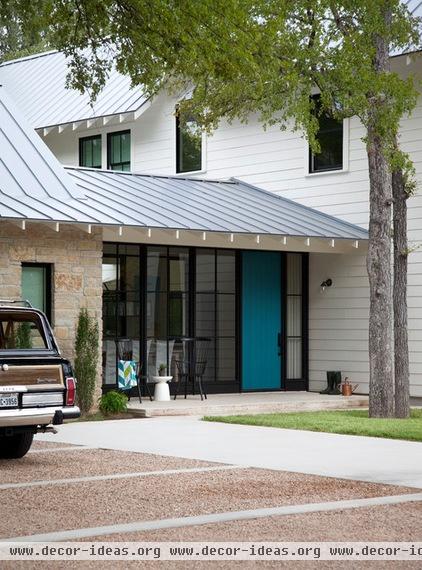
left=0, top=221, right=103, bottom=397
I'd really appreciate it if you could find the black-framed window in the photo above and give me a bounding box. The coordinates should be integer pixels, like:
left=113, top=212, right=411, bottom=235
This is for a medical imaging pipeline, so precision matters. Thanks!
left=176, top=111, right=202, bottom=173
left=79, top=135, right=102, bottom=168
left=195, top=249, right=237, bottom=385
left=102, top=243, right=238, bottom=391
left=282, top=252, right=308, bottom=391
left=309, top=97, right=343, bottom=173
left=102, top=244, right=142, bottom=385
left=21, top=263, right=52, bottom=322
left=107, top=130, right=131, bottom=171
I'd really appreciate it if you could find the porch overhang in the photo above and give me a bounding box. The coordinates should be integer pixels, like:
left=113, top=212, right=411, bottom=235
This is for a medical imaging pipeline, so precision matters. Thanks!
left=0, top=166, right=368, bottom=255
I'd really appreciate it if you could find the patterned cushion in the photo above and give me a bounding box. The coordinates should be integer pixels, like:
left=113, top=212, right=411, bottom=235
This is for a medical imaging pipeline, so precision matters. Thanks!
left=118, top=360, right=138, bottom=390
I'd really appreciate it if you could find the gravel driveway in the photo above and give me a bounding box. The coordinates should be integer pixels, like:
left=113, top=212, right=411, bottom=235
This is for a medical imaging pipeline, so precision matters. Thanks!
left=0, top=439, right=420, bottom=568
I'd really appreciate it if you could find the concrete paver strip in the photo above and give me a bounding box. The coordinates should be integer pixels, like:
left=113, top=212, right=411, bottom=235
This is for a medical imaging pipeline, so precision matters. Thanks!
left=0, top=464, right=244, bottom=491
left=37, top=417, right=422, bottom=488
left=4, top=492, right=422, bottom=542
left=113, top=501, right=422, bottom=543
left=31, top=440, right=77, bottom=450
left=28, top=446, right=97, bottom=454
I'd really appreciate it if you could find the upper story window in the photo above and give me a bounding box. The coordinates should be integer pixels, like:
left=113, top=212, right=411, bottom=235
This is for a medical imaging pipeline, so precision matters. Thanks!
left=309, top=97, right=343, bottom=174
left=176, top=111, right=202, bottom=173
left=79, top=135, right=102, bottom=168
left=107, top=130, right=131, bottom=171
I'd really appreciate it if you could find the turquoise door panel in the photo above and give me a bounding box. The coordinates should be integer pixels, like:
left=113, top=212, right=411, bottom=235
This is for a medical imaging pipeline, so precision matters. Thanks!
left=242, top=251, right=282, bottom=391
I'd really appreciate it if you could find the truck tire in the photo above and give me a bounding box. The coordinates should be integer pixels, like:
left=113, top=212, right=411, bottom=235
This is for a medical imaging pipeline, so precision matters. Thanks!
left=0, top=432, right=34, bottom=459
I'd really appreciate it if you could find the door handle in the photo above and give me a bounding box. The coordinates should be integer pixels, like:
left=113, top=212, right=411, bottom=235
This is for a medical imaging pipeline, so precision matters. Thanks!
left=277, top=333, right=281, bottom=356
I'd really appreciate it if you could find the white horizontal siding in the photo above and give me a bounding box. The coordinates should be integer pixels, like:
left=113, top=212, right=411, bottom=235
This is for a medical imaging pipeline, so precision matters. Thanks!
left=40, top=54, right=422, bottom=397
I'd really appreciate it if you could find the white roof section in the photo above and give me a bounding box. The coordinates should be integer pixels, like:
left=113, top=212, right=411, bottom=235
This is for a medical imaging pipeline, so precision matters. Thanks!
left=0, top=0, right=420, bottom=130
left=0, top=86, right=85, bottom=203
left=0, top=163, right=368, bottom=240
left=0, top=50, right=149, bottom=129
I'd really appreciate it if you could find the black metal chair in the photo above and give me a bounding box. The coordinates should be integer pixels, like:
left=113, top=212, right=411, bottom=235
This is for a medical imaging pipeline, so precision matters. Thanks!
left=173, top=338, right=210, bottom=401
left=115, top=338, right=152, bottom=403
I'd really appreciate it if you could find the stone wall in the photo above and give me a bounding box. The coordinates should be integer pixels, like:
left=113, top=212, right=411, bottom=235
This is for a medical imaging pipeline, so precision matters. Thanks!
left=0, top=221, right=103, bottom=398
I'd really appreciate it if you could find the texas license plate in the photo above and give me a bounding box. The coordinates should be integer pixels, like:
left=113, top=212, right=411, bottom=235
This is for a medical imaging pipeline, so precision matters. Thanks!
left=0, top=393, right=18, bottom=408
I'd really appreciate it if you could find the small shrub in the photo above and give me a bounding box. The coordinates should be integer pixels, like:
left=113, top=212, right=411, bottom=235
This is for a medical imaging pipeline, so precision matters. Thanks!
left=99, top=390, right=128, bottom=415
left=74, top=308, right=99, bottom=414
left=16, top=322, right=33, bottom=349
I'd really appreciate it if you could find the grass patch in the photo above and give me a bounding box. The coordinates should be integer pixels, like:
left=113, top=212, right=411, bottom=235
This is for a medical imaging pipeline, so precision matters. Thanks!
left=204, top=408, right=422, bottom=442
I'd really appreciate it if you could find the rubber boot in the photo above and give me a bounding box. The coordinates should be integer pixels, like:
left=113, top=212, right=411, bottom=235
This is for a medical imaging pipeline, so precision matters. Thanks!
left=320, top=371, right=334, bottom=394
left=329, top=371, right=342, bottom=395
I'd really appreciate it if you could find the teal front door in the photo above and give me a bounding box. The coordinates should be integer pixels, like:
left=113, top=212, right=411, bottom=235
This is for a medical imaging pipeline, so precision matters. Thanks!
left=242, top=251, right=282, bottom=391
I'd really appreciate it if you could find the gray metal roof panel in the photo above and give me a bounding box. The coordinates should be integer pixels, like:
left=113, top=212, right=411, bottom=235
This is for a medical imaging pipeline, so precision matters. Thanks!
left=0, top=82, right=368, bottom=239
left=0, top=159, right=368, bottom=239
left=0, top=51, right=149, bottom=129
left=57, top=168, right=371, bottom=238
left=0, top=85, right=86, bottom=204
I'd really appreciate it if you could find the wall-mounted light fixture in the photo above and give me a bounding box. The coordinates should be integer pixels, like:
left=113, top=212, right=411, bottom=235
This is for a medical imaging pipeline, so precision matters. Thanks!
left=320, top=278, right=333, bottom=292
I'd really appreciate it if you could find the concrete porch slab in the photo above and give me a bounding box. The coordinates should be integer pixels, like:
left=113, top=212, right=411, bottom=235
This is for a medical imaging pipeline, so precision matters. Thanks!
left=127, top=391, right=369, bottom=418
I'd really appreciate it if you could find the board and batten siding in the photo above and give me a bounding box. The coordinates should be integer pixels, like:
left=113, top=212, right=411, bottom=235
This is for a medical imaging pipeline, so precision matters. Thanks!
left=41, top=54, right=422, bottom=396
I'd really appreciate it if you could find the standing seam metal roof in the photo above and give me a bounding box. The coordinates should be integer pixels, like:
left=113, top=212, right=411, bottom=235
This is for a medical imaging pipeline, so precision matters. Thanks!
left=0, top=164, right=368, bottom=239
left=0, top=85, right=85, bottom=205
left=0, top=51, right=149, bottom=129
left=0, top=74, right=368, bottom=240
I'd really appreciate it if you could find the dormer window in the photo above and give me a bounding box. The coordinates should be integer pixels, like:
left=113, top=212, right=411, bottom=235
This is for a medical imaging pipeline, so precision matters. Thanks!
left=309, top=97, right=343, bottom=174
left=79, top=135, right=102, bottom=168
left=107, top=130, right=131, bottom=171
left=176, top=111, right=202, bottom=173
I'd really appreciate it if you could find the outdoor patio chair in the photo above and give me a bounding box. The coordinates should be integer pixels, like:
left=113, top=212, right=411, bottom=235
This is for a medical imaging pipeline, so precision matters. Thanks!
left=115, top=338, right=152, bottom=403
left=173, top=338, right=210, bottom=401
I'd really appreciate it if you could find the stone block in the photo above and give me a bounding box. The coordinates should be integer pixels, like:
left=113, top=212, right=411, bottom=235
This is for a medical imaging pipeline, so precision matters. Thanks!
left=55, top=273, right=83, bottom=292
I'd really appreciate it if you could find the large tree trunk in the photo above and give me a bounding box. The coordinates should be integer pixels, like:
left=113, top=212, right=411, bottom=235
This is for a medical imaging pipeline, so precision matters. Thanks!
left=366, top=20, right=394, bottom=418
left=366, top=128, right=394, bottom=418
left=393, top=166, right=410, bottom=418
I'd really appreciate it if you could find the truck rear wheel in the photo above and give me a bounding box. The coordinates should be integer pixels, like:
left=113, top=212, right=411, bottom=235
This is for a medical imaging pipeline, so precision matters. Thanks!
left=0, top=432, right=34, bottom=459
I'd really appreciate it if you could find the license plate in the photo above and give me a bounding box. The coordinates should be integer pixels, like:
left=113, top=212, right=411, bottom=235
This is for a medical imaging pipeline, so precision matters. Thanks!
left=0, top=393, right=18, bottom=408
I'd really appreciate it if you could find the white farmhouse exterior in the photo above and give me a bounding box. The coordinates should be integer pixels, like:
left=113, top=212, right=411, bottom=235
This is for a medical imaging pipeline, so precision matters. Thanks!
left=0, top=45, right=421, bottom=397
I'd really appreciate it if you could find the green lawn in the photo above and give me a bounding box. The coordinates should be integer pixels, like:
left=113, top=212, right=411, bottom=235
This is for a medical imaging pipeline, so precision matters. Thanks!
left=204, top=409, right=422, bottom=442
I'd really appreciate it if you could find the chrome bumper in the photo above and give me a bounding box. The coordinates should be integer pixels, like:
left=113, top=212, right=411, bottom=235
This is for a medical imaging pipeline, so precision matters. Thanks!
left=0, top=406, right=80, bottom=428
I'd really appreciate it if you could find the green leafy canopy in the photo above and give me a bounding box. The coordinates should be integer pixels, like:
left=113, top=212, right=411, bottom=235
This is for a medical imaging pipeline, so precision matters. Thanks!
left=35, top=2, right=418, bottom=154
left=6, top=2, right=421, bottom=156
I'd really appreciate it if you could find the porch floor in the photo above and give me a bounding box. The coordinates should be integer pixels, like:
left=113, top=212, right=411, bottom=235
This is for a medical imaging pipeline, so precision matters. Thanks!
left=127, top=391, right=369, bottom=418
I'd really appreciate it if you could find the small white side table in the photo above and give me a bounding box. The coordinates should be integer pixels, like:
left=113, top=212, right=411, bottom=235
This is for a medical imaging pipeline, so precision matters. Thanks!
left=152, top=376, right=173, bottom=402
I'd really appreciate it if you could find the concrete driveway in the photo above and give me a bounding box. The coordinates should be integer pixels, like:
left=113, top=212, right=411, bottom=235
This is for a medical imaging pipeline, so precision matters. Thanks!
left=37, top=416, right=422, bottom=489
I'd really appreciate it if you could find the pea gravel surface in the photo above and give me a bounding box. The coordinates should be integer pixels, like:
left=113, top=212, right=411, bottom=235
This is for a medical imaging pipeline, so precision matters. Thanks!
left=1, top=444, right=420, bottom=570
left=0, top=448, right=217, bottom=485
left=0, top=454, right=416, bottom=539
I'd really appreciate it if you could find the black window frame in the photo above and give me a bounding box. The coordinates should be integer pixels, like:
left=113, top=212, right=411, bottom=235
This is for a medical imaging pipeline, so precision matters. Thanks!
left=21, top=263, right=53, bottom=323
left=101, top=243, right=239, bottom=394
left=175, top=112, right=202, bottom=174
left=79, top=134, right=102, bottom=169
left=308, top=96, right=343, bottom=174
left=107, top=130, right=131, bottom=171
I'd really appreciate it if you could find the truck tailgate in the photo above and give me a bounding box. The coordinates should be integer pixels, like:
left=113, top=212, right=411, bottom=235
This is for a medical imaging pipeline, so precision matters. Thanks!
left=0, top=364, right=64, bottom=389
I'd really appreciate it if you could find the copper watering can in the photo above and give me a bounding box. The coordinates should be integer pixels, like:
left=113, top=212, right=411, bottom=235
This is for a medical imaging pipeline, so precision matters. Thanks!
left=341, top=377, right=359, bottom=397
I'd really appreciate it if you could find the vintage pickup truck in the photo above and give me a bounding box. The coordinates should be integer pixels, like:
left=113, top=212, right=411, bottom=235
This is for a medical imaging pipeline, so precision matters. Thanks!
left=0, top=301, right=80, bottom=459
